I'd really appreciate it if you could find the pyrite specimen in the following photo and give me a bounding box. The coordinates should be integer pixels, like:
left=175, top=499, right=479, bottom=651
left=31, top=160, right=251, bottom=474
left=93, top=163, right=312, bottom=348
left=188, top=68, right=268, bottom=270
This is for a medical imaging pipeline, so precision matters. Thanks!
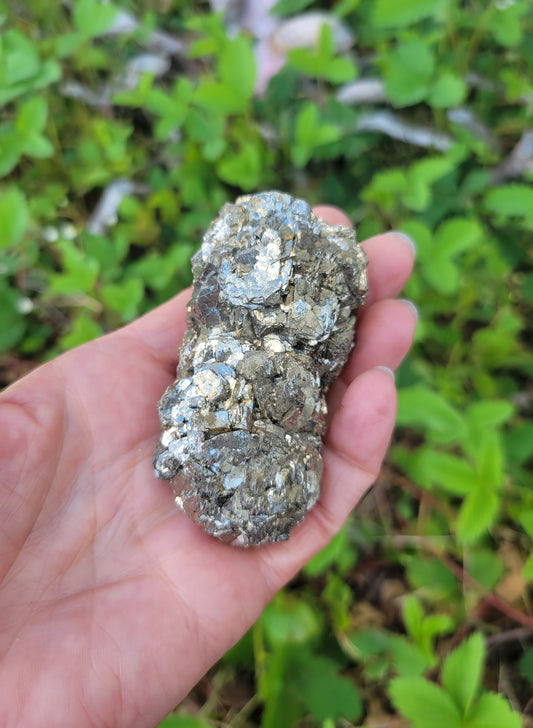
left=153, top=191, right=367, bottom=546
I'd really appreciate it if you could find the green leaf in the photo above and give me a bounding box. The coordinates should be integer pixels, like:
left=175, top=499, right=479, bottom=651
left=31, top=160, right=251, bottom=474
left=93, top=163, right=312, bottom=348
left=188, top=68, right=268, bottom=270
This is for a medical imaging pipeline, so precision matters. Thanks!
left=334, top=0, right=363, bottom=15
left=217, top=142, right=263, bottom=190
left=383, top=40, right=435, bottom=107
left=193, top=81, right=247, bottom=115
left=519, top=510, right=533, bottom=539
left=362, top=168, right=407, bottom=211
left=49, top=240, right=99, bottom=295
left=22, top=133, right=54, bottom=158
left=262, top=594, right=323, bottom=648
left=73, top=0, right=117, bottom=39
left=435, top=217, right=483, bottom=258
left=147, top=79, right=194, bottom=140
left=16, top=96, right=48, bottom=135
left=522, top=554, right=533, bottom=581
left=484, top=185, right=533, bottom=223
left=0, top=284, right=26, bottom=351
left=218, top=35, right=256, bottom=102
left=397, top=386, right=467, bottom=444
left=487, top=3, right=528, bottom=47
left=467, top=692, right=522, bottom=728
left=222, top=629, right=254, bottom=667
left=287, top=24, right=356, bottom=84
left=402, top=156, right=454, bottom=211
left=404, top=555, right=458, bottom=601
left=132, top=253, right=174, bottom=291
left=0, top=187, right=29, bottom=249
left=519, top=647, right=533, bottom=685
left=271, top=0, right=315, bottom=17
left=59, top=313, right=101, bottom=350
left=389, top=677, right=462, bottom=728
left=304, top=525, right=356, bottom=576
left=423, top=614, right=454, bottom=641
left=389, top=636, right=432, bottom=677
left=422, top=218, right=483, bottom=294
left=54, top=31, right=82, bottom=58
left=442, top=633, right=485, bottom=716
left=0, top=127, right=21, bottom=176
left=0, top=30, right=61, bottom=106
left=259, top=647, right=305, bottom=728
left=505, top=423, right=533, bottom=465
left=157, top=715, right=211, bottom=728
left=322, top=573, right=353, bottom=632
left=466, top=549, right=504, bottom=591
left=427, top=72, right=467, bottom=109
left=466, top=401, right=515, bottom=429
left=294, top=656, right=363, bottom=721
left=0, top=29, right=40, bottom=85
left=475, top=430, right=503, bottom=489
left=101, top=278, right=144, bottom=322
left=373, top=0, right=448, bottom=28
left=456, top=486, right=499, bottom=543
left=402, top=595, right=424, bottom=642
left=349, top=628, right=391, bottom=660
left=292, top=102, right=339, bottom=167
left=423, top=258, right=459, bottom=295
left=412, top=448, right=477, bottom=495
left=401, top=597, right=452, bottom=664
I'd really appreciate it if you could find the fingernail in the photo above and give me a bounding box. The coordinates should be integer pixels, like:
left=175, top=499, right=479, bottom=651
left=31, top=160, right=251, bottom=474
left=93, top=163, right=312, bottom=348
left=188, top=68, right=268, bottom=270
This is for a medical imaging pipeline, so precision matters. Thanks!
left=399, top=298, right=419, bottom=322
left=374, top=365, right=395, bottom=380
left=392, top=231, right=417, bottom=257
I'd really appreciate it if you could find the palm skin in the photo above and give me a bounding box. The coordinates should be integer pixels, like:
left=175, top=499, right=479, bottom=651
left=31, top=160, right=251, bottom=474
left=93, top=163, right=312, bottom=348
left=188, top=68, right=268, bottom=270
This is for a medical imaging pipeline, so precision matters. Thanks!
left=0, top=208, right=416, bottom=728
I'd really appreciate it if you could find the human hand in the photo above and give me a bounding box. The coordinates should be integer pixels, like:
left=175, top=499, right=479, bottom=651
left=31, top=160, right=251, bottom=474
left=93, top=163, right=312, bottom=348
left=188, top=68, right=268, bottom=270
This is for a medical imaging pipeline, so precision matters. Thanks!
left=0, top=207, right=416, bottom=728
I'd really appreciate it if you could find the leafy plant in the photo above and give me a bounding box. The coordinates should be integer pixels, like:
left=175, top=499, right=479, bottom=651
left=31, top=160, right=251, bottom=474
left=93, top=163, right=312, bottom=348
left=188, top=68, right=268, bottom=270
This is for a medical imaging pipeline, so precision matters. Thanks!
left=390, top=634, right=521, bottom=728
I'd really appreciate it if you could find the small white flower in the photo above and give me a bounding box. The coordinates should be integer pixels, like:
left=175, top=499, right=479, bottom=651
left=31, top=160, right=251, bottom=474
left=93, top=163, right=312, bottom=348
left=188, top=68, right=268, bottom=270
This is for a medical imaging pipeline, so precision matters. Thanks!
left=43, top=226, right=59, bottom=243
left=16, top=297, right=34, bottom=314
left=60, top=222, right=78, bottom=240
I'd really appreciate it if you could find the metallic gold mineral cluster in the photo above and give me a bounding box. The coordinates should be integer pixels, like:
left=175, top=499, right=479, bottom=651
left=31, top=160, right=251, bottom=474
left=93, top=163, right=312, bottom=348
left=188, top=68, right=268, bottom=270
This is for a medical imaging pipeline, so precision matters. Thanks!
left=153, top=191, right=368, bottom=546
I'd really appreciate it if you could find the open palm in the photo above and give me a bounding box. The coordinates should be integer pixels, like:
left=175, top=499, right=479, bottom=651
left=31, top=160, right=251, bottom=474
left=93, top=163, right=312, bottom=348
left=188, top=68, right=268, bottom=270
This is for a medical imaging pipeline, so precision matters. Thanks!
left=0, top=208, right=416, bottom=728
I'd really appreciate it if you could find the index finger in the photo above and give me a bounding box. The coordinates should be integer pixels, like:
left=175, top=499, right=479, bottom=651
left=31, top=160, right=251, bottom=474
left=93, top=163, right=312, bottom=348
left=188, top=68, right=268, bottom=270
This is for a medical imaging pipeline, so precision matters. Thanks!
left=313, top=205, right=415, bottom=306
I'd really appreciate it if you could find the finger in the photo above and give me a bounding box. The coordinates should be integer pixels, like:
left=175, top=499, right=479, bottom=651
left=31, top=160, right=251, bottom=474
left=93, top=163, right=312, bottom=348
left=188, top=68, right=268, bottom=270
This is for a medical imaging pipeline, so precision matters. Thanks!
left=256, top=367, right=397, bottom=591
left=362, top=233, right=415, bottom=307
left=341, top=297, right=418, bottom=384
left=312, top=207, right=416, bottom=307
left=313, top=204, right=352, bottom=227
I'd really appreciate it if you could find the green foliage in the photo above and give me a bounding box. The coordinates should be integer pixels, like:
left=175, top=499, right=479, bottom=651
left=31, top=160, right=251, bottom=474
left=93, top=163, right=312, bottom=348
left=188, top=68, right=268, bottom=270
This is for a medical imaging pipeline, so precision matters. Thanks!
left=484, top=185, right=533, bottom=229
left=0, top=187, right=28, bottom=249
left=390, top=678, right=462, bottom=728
left=2, top=0, right=532, bottom=725
left=258, top=640, right=362, bottom=725
left=0, top=28, right=61, bottom=105
left=348, top=596, right=453, bottom=682
left=303, top=524, right=357, bottom=576
left=73, top=0, right=117, bottom=39
left=157, top=716, right=210, bottom=728
left=391, top=634, right=521, bottom=728
left=291, top=102, right=339, bottom=167
left=441, top=632, right=484, bottom=715
left=373, top=0, right=448, bottom=28
left=383, top=40, right=435, bottom=107
left=271, top=0, right=315, bottom=17
left=287, top=24, right=357, bottom=83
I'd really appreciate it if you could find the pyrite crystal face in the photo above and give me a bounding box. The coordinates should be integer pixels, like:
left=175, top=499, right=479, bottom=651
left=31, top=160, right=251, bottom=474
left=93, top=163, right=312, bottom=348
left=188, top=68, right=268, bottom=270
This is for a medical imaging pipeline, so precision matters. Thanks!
left=153, top=192, right=368, bottom=546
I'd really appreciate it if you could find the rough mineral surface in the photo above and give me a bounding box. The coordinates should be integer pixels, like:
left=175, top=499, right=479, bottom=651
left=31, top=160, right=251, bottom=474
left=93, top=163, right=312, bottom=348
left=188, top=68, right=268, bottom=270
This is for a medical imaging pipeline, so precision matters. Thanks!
left=153, top=191, right=368, bottom=546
